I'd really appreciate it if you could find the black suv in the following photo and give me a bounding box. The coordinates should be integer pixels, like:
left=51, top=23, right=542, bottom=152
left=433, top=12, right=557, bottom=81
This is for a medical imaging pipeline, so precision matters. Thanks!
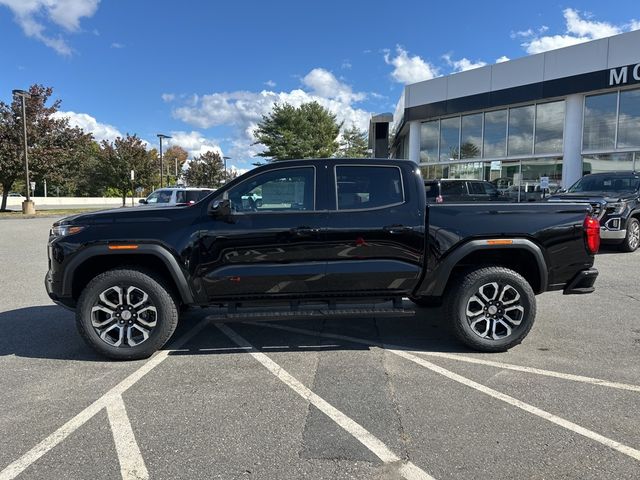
left=424, top=179, right=502, bottom=203
left=548, top=171, right=640, bottom=252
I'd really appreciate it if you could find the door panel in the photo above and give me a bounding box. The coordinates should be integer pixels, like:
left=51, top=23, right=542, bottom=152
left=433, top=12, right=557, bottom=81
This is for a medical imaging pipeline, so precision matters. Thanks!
left=196, top=166, right=328, bottom=299
left=324, top=164, right=425, bottom=294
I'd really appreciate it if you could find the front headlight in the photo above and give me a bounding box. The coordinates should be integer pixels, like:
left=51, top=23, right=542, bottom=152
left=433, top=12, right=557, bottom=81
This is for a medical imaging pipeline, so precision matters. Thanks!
left=50, top=225, right=85, bottom=237
left=608, top=202, right=628, bottom=215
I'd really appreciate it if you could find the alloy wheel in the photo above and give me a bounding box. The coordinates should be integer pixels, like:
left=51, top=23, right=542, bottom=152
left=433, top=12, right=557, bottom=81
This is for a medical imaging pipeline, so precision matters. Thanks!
left=91, top=286, right=158, bottom=347
left=465, top=282, right=525, bottom=340
left=629, top=221, right=640, bottom=251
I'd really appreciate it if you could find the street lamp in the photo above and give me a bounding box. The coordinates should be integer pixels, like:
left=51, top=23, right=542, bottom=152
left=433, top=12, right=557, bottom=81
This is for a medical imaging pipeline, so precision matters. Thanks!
left=157, top=134, right=171, bottom=188
left=223, top=156, right=231, bottom=183
left=12, top=89, right=35, bottom=214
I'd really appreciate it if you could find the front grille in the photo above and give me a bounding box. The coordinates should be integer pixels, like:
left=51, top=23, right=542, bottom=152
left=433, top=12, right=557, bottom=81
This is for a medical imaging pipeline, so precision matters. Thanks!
left=590, top=202, right=606, bottom=220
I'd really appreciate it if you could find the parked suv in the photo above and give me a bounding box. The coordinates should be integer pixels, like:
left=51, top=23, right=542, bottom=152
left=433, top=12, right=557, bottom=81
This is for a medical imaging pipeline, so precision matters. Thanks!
left=139, top=187, right=213, bottom=207
left=425, top=179, right=503, bottom=203
left=548, top=171, right=640, bottom=251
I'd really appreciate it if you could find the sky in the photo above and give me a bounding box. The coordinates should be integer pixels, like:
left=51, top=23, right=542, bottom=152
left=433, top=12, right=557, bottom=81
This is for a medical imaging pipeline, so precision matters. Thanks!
left=1, top=0, right=639, bottom=172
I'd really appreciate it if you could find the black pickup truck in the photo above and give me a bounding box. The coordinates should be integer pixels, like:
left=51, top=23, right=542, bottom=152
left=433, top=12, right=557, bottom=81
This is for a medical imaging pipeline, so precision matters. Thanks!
left=46, top=159, right=599, bottom=359
left=548, top=171, right=640, bottom=252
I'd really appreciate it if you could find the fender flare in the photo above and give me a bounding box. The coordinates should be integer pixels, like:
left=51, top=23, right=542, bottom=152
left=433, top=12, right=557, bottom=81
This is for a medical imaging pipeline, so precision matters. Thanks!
left=417, top=238, right=548, bottom=297
left=61, top=244, right=195, bottom=304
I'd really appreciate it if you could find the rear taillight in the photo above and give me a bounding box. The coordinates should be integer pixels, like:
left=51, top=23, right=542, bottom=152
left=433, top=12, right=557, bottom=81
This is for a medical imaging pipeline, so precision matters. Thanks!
left=584, top=216, right=600, bottom=254
left=436, top=195, right=444, bottom=203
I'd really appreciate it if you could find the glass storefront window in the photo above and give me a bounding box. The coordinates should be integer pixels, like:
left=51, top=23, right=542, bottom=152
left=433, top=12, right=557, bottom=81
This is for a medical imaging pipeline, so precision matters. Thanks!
left=508, top=105, right=534, bottom=156
left=520, top=157, right=563, bottom=201
left=617, top=89, right=640, bottom=149
left=440, top=117, right=460, bottom=161
left=483, top=110, right=507, bottom=158
left=461, top=113, right=482, bottom=159
left=535, top=101, right=564, bottom=154
left=583, top=92, right=617, bottom=151
left=582, top=152, right=635, bottom=175
left=420, top=120, right=439, bottom=162
left=446, top=162, right=483, bottom=180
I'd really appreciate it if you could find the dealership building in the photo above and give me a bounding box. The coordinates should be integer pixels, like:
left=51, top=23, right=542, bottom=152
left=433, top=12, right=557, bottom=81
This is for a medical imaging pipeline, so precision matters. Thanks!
left=376, top=29, right=640, bottom=198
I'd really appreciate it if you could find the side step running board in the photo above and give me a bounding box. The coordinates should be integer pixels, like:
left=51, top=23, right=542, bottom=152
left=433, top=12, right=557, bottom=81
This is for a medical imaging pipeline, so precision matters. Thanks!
left=204, top=304, right=415, bottom=323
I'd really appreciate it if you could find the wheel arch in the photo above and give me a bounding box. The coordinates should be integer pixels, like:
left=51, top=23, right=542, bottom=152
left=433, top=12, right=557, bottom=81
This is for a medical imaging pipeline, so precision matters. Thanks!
left=64, top=245, right=195, bottom=305
left=416, top=239, right=548, bottom=297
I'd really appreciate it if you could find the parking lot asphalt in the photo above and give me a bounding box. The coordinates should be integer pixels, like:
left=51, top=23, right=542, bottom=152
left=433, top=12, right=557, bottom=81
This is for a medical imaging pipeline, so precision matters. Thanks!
left=1, top=217, right=639, bottom=479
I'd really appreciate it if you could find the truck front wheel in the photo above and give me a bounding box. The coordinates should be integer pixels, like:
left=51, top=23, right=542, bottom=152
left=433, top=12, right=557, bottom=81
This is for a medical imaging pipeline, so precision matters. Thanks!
left=621, top=217, right=640, bottom=252
left=76, top=268, right=179, bottom=360
left=445, top=267, right=536, bottom=352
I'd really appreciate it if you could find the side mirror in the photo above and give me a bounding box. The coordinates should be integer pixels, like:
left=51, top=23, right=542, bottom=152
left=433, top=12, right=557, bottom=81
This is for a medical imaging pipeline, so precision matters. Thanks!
left=208, top=198, right=232, bottom=219
left=138, top=199, right=147, bottom=204
left=556, top=188, right=567, bottom=194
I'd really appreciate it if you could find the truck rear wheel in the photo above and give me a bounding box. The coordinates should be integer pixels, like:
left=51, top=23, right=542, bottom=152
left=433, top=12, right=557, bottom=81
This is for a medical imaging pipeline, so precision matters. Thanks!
left=445, top=267, right=536, bottom=352
left=76, top=268, right=179, bottom=360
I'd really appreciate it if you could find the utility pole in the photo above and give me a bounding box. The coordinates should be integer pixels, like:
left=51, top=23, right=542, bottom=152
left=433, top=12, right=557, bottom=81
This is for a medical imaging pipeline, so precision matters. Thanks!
left=223, top=156, right=231, bottom=184
left=12, top=89, right=35, bottom=214
left=157, top=134, right=171, bottom=188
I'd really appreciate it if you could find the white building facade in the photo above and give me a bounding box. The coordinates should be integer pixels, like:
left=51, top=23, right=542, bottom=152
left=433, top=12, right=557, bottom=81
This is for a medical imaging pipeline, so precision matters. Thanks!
left=389, top=30, right=640, bottom=198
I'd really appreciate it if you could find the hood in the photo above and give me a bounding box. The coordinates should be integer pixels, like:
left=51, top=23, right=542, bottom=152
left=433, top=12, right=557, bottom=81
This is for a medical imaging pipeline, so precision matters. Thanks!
left=53, top=205, right=196, bottom=227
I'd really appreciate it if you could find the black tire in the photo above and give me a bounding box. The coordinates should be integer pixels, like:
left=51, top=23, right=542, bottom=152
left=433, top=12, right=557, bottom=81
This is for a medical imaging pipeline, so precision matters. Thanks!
left=76, top=268, right=179, bottom=360
left=620, top=217, right=640, bottom=252
left=445, top=266, right=536, bottom=352
left=409, top=296, right=443, bottom=308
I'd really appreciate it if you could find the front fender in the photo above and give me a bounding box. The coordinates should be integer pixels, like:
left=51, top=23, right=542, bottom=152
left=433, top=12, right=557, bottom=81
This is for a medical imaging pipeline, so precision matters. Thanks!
left=61, top=244, right=195, bottom=304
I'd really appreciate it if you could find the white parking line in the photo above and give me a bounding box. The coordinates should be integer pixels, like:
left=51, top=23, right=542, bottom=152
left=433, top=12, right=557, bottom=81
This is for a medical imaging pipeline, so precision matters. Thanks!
left=216, top=324, right=436, bottom=480
left=250, top=323, right=640, bottom=392
left=0, top=319, right=210, bottom=480
left=254, top=322, right=640, bottom=462
left=107, top=395, right=149, bottom=480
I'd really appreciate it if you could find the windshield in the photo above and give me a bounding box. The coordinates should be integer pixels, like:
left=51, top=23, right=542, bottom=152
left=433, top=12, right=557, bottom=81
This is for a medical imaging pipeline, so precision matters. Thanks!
left=146, top=189, right=173, bottom=204
left=568, top=175, right=640, bottom=193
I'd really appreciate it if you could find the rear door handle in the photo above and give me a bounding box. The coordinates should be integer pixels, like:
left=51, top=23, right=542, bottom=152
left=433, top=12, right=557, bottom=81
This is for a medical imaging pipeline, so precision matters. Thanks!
left=383, top=225, right=414, bottom=234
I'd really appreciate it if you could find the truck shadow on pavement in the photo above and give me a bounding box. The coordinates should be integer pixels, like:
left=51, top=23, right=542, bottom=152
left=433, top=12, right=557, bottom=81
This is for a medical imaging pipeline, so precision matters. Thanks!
left=0, top=304, right=470, bottom=361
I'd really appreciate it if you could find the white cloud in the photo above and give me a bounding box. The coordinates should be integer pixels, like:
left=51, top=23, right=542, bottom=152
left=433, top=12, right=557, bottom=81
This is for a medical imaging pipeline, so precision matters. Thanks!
left=384, top=46, right=439, bottom=84
left=172, top=67, right=371, bottom=164
left=110, top=42, right=124, bottom=49
left=496, top=55, right=510, bottom=63
left=161, top=93, right=176, bottom=102
left=521, top=8, right=631, bottom=54
left=301, top=68, right=365, bottom=103
left=443, top=54, right=487, bottom=72
left=0, top=0, right=100, bottom=55
left=52, top=110, right=121, bottom=143
left=165, top=131, right=223, bottom=160
left=264, top=80, right=276, bottom=88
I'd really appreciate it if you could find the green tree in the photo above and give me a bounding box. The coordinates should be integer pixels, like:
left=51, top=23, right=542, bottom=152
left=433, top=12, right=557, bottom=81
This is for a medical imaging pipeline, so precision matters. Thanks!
left=337, top=125, right=369, bottom=158
left=253, top=101, right=342, bottom=160
left=99, top=134, right=155, bottom=206
left=184, top=150, right=225, bottom=188
left=0, top=84, right=87, bottom=210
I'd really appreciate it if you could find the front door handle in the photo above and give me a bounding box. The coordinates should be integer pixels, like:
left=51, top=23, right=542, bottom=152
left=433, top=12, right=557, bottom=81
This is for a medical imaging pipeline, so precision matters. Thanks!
left=383, top=224, right=414, bottom=234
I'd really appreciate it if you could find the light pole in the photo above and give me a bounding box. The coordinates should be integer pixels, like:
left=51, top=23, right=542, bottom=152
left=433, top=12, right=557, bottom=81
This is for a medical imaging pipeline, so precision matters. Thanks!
left=157, top=134, right=171, bottom=188
left=223, top=156, right=231, bottom=183
left=12, top=89, right=35, bottom=214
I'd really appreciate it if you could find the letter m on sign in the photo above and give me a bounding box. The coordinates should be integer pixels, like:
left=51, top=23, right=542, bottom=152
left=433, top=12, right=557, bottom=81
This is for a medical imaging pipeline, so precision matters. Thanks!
left=610, top=66, right=628, bottom=86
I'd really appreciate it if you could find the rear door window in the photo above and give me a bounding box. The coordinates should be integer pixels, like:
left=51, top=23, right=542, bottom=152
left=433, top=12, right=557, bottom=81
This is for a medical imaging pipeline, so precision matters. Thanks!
left=440, top=181, right=467, bottom=196
left=336, top=166, right=404, bottom=210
